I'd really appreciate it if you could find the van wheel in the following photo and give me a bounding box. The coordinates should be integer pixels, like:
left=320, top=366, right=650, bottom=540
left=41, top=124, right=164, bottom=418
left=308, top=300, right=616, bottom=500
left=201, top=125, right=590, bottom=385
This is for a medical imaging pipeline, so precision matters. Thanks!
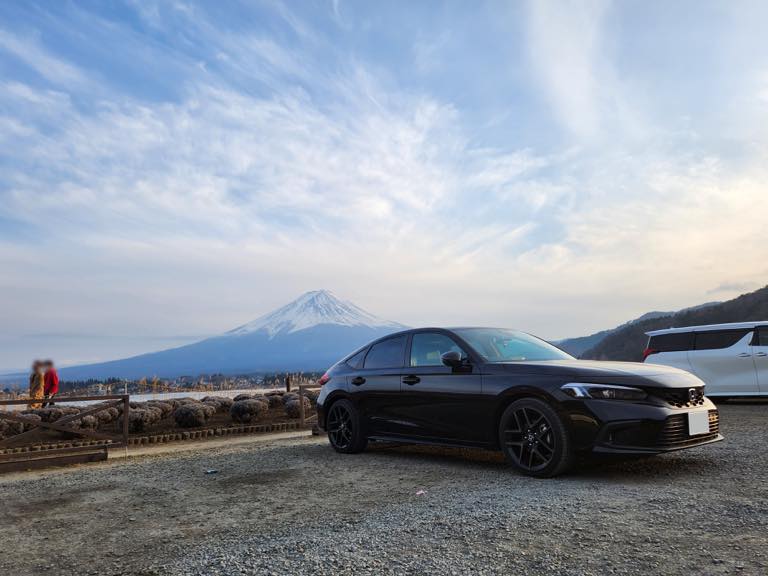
left=326, top=399, right=367, bottom=454
left=498, top=398, right=573, bottom=478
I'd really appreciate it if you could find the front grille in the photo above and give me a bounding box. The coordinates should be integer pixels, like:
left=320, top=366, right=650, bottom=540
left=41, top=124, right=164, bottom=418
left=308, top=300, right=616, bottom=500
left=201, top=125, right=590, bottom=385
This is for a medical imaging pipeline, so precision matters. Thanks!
left=652, top=387, right=706, bottom=408
left=657, top=410, right=719, bottom=447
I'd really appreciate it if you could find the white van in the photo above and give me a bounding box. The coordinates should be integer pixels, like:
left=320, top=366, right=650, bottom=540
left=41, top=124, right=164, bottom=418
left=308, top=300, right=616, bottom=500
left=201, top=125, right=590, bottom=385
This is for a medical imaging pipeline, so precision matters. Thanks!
left=644, top=322, right=768, bottom=397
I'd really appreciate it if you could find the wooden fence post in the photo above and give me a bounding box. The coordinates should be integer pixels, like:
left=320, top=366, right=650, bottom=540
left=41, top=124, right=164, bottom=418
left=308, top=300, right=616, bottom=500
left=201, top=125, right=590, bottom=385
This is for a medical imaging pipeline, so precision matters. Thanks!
left=299, top=385, right=305, bottom=427
left=122, top=395, right=130, bottom=447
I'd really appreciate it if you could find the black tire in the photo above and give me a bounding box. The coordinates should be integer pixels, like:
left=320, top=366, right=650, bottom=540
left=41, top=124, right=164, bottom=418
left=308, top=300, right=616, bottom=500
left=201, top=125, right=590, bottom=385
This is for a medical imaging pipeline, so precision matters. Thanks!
left=498, top=397, right=573, bottom=478
left=326, top=399, right=368, bottom=454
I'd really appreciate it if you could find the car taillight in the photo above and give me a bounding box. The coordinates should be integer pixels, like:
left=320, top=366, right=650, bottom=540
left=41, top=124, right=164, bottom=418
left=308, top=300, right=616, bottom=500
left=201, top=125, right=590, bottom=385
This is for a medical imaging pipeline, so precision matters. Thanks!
left=642, top=348, right=658, bottom=360
left=318, top=372, right=330, bottom=386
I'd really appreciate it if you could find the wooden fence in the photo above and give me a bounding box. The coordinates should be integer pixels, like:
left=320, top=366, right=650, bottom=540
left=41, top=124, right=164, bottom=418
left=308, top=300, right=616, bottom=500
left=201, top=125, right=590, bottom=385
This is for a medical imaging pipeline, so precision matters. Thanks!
left=298, top=384, right=322, bottom=429
left=0, top=395, right=129, bottom=472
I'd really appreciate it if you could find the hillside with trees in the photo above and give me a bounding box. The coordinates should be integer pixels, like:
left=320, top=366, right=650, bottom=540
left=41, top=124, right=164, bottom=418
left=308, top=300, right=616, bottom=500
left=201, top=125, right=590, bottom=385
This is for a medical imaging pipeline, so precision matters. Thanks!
left=582, top=285, right=768, bottom=361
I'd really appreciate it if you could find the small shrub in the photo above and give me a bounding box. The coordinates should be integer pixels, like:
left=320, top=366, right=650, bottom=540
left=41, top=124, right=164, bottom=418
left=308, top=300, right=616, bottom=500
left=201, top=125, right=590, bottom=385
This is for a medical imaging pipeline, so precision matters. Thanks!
left=199, top=402, right=216, bottom=419
left=202, top=396, right=234, bottom=413
left=95, top=407, right=119, bottom=425
left=233, top=394, right=253, bottom=402
left=284, top=397, right=311, bottom=419
left=21, top=413, right=41, bottom=432
left=147, top=401, right=174, bottom=418
left=128, top=408, right=162, bottom=433
left=79, top=415, right=98, bottom=429
left=175, top=397, right=200, bottom=406
left=282, top=393, right=299, bottom=405
left=302, top=390, right=320, bottom=407
left=34, top=407, right=64, bottom=422
left=173, top=404, right=208, bottom=428
left=264, top=394, right=283, bottom=409
left=230, top=399, right=267, bottom=423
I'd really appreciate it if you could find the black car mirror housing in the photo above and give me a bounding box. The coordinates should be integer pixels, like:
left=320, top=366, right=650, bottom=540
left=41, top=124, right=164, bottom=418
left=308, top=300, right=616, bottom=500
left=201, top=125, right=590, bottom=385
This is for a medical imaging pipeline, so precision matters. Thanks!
left=441, top=351, right=463, bottom=368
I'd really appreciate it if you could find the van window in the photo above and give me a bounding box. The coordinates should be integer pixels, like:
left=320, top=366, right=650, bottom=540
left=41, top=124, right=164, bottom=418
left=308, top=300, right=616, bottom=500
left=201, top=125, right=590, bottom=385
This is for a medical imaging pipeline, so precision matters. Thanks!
left=694, top=329, right=751, bottom=350
left=647, top=332, right=693, bottom=352
left=363, top=336, right=407, bottom=369
left=754, top=327, right=768, bottom=347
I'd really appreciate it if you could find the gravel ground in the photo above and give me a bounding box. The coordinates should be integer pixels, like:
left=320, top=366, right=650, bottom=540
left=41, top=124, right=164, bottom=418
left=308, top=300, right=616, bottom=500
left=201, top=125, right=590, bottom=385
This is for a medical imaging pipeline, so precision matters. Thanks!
left=1, top=403, right=766, bottom=576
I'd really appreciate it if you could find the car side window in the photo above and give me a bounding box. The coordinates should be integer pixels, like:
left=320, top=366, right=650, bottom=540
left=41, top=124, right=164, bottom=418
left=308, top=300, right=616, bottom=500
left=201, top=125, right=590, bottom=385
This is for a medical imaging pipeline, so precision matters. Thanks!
left=410, top=333, right=466, bottom=367
left=755, top=327, right=768, bottom=347
left=363, top=336, right=407, bottom=369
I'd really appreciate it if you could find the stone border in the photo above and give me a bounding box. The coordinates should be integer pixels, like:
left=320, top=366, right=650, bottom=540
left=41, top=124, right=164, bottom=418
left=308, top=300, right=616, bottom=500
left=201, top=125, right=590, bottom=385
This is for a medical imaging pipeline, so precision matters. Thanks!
left=0, top=420, right=304, bottom=456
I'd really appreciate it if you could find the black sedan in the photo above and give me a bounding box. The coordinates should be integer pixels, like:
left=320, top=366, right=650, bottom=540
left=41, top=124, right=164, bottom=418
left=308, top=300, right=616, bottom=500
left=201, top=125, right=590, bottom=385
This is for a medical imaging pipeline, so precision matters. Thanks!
left=316, top=327, right=723, bottom=477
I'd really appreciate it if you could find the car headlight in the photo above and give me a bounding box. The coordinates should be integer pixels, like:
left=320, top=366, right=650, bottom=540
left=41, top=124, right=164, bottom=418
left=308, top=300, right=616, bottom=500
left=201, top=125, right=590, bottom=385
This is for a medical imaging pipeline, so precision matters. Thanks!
left=561, top=383, right=647, bottom=401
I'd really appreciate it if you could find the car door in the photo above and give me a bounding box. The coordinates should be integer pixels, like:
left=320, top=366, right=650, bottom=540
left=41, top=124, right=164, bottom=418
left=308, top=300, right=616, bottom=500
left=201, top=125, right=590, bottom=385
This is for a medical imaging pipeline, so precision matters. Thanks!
left=687, top=329, right=758, bottom=395
left=398, top=331, right=487, bottom=444
left=352, top=335, right=410, bottom=437
left=751, top=326, right=768, bottom=394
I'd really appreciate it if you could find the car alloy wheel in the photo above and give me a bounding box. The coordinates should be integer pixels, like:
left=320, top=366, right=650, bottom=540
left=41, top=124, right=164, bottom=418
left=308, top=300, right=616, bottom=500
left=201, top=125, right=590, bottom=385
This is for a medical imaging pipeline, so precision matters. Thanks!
left=326, top=399, right=367, bottom=454
left=499, top=398, right=572, bottom=477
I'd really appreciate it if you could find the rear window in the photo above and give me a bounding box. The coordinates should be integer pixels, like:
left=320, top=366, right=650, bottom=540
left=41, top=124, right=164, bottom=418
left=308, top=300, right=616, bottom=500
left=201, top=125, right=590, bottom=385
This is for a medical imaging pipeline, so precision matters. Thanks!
left=345, top=348, right=367, bottom=369
left=648, top=332, right=694, bottom=352
left=694, top=329, right=751, bottom=350
left=363, top=336, right=407, bottom=369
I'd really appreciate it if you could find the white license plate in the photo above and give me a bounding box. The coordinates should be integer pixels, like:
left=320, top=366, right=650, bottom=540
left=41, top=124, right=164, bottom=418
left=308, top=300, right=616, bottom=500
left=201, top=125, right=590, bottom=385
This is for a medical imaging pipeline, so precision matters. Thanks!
left=688, top=410, right=710, bottom=436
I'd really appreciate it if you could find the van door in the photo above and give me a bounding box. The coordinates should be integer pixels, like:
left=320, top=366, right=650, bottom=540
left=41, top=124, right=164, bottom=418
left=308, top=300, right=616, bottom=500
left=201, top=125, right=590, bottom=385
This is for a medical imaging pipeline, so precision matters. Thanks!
left=751, top=326, right=768, bottom=394
left=688, top=330, right=758, bottom=396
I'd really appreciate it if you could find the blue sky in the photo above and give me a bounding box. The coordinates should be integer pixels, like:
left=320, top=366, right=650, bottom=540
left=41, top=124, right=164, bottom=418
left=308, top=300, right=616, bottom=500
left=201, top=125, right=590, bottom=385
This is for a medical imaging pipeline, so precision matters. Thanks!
left=1, top=0, right=768, bottom=370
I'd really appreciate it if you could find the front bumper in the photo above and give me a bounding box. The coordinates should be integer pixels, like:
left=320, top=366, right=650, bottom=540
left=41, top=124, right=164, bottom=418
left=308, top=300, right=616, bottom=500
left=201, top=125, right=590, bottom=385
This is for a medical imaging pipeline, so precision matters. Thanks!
left=596, top=408, right=722, bottom=454
left=566, top=397, right=724, bottom=455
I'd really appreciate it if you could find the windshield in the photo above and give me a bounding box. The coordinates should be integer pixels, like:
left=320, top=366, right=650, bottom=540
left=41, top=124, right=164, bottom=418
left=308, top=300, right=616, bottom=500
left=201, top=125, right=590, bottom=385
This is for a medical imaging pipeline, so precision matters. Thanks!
left=454, top=328, right=573, bottom=362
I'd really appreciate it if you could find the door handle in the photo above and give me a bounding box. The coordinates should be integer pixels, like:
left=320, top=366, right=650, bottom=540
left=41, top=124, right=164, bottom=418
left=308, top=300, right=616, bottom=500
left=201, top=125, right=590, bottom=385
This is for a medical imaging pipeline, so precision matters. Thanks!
left=351, top=376, right=366, bottom=386
left=755, top=352, right=768, bottom=357
left=737, top=352, right=752, bottom=358
left=402, top=375, right=420, bottom=385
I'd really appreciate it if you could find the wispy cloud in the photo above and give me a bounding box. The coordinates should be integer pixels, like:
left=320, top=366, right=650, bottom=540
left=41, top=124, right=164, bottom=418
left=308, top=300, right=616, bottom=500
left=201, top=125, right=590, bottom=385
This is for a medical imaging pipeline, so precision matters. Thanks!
left=0, top=0, right=767, bottom=368
left=0, top=29, right=88, bottom=86
left=526, top=0, right=611, bottom=139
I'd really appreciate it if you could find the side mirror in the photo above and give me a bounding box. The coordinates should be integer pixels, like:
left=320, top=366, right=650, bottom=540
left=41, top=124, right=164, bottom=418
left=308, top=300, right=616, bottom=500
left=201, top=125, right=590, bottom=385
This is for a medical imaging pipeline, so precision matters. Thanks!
left=441, top=350, right=463, bottom=368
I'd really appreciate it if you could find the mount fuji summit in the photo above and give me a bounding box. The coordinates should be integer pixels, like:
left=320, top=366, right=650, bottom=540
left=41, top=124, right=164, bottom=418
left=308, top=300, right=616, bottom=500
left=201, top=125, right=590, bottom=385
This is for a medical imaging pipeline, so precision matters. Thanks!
left=58, top=290, right=406, bottom=380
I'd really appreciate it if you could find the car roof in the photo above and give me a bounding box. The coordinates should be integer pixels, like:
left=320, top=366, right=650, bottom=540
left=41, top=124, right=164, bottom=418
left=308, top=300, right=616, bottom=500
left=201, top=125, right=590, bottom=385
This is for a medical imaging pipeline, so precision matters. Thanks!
left=646, top=321, right=768, bottom=336
left=383, top=326, right=521, bottom=335
left=359, top=326, right=522, bottom=348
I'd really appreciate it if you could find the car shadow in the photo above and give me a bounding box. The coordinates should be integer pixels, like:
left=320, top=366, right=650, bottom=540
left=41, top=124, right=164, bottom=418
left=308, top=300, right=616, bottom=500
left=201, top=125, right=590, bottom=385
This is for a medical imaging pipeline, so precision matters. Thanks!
left=365, top=441, right=508, bottom=470
left=566, top=452, right=723, bottom=482
left=718, top=398, right=768, bottom=405
left=361, top=441, right=721, bottom=481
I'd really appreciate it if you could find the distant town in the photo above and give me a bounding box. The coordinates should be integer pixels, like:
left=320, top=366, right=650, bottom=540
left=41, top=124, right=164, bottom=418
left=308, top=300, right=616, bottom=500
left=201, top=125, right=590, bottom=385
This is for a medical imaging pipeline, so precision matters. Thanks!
left=0, top=372, right=322, bottom=399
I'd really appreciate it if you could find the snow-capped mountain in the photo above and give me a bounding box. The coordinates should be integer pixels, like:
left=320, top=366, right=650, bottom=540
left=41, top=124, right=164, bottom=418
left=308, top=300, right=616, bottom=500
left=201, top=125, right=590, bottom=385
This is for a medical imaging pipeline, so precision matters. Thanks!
left=56, top=290, right=406, bottom=380
left=229, top=290, right=402, bottom=338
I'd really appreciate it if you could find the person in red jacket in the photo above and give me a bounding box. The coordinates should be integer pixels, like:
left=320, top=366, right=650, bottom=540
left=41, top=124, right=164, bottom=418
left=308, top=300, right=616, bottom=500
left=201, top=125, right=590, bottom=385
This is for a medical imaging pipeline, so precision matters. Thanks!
left=43, top=359, right=59, bottom=407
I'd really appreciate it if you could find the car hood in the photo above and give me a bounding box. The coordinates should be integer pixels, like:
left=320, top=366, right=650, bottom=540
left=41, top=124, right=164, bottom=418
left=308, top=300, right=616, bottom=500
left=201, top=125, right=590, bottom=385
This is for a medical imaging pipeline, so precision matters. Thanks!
left=488, top=359, right=705, bottom=389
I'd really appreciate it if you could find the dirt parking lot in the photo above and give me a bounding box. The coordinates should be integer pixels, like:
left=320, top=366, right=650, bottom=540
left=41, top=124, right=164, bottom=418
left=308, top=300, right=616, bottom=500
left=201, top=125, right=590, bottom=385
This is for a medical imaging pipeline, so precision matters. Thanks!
left=1, top=403, right=766, bottom=576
